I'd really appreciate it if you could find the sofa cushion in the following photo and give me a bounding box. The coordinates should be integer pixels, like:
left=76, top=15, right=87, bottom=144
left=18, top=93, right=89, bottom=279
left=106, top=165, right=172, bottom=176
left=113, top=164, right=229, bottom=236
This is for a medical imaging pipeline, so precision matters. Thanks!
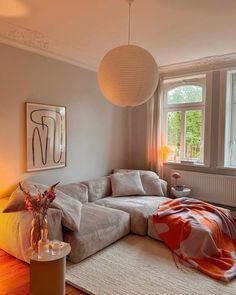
left=111, top=171, right=145, bottom=197
left=94, top=196, right=171, bottom=235
left=113, top=169, right=159, bottom=177
left=3, top=188, right=23, bottom=212
left=140, top=173, right=164, bottom=196
left=82, top=176, right=111, bottom=202
left=3, top=181, right=82, bottom=232
left=63, top=203, right=130, bottom=263
left=159, top=179, right=167, bottom=197
left=57, top=183, right=88, bottom=203
left=113, top=169, right=164, bottom=196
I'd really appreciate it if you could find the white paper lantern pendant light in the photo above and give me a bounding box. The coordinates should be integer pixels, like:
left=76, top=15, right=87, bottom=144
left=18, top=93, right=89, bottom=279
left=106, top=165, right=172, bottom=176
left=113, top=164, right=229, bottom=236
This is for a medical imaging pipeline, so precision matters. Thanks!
left=98, top=0, right=159, bottom=107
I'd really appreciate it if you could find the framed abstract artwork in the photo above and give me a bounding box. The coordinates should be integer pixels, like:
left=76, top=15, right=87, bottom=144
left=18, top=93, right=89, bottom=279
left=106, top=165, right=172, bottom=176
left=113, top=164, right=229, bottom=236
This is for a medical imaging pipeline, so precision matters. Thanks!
left=26, top=102, right=66, bottom=172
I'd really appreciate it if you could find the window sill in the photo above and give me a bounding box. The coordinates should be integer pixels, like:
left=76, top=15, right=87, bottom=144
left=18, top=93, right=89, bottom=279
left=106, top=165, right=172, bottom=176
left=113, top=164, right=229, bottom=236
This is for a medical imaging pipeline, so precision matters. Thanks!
left=216, top=166, right=236, bottom=171
left=163, top=161, right=209, bottom=168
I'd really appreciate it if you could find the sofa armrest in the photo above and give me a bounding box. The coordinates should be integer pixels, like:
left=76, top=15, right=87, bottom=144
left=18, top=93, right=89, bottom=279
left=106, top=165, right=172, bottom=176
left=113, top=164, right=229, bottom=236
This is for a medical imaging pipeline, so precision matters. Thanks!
left=0, top=208, right=63, bottom=263
left=160, top=179, right=168, bottom=197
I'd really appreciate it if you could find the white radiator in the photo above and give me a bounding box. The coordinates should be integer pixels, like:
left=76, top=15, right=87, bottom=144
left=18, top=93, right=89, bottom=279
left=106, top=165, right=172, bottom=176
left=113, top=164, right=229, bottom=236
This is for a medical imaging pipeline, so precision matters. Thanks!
left=171, top=170, right=236, bottom=207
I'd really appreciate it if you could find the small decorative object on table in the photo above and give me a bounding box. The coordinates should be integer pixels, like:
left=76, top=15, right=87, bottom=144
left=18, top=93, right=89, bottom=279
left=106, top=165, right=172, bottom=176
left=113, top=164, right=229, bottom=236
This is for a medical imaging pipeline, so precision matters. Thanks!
left=171, top=172, right=185, bottom=191
left=19, top=182, right=59, bottom=254
left=171, top=172, right=191, bottom=198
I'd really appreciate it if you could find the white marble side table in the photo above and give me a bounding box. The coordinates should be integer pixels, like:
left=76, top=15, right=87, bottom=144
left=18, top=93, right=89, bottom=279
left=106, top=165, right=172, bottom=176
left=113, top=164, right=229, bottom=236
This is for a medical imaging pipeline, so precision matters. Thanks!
left=27, top=241, right=71, bottom=295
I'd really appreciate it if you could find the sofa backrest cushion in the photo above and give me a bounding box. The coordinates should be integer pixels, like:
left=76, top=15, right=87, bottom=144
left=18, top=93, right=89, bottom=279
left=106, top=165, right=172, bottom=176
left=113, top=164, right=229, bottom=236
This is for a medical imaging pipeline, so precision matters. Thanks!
left=110, top=171, right=145, bottom=197
left=57, top=183, right=88, bottom=204
left=113, top=169, right=164, bottom=196
left=141, top=173, right=164, bottom=196
left=3, top=180, right=82, bottom=231
left=82, top=176, right=112, bottom=202
left=113, top=169, right=159, bottom=178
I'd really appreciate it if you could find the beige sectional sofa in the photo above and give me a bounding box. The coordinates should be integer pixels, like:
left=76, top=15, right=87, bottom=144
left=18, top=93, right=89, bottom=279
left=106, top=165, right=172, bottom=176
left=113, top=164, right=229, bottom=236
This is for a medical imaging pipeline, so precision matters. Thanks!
left=0, top=170, right=169, bottom=264
left=58, top=170, right=169, bottom=263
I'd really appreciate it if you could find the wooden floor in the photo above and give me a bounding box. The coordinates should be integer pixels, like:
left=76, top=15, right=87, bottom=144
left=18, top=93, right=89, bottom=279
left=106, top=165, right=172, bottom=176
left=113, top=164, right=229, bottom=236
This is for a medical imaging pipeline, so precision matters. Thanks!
left=0, top=249, right=86, bottom=295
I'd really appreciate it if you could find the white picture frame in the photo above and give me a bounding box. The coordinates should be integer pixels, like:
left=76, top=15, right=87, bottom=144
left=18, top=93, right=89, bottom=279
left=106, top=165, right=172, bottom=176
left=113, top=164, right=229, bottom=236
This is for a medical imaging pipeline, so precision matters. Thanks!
left=26, top=102, right=66, bottom=172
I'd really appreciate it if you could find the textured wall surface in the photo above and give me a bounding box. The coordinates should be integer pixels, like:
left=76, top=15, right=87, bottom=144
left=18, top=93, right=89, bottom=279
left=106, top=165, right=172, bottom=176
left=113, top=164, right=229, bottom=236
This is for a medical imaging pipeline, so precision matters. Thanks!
left=0, top=43, right=129, bottom=197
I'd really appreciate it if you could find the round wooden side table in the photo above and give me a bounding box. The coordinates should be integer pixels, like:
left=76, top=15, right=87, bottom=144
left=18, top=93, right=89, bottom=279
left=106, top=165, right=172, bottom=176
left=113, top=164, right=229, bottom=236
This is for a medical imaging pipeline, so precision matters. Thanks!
left=27, top=241, right=71, bottom=295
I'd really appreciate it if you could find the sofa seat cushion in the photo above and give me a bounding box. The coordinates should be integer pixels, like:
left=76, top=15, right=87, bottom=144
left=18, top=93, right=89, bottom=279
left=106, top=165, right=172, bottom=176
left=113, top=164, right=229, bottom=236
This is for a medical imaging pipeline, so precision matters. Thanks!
left=94, top=196, right=171, bottom=236
left=63, top=204, right=130, bottom=263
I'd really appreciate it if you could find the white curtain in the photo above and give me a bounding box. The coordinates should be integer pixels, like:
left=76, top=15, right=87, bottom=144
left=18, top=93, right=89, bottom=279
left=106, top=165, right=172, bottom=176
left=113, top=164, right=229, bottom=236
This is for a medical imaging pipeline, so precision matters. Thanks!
left=146, top=78, right=164, bottom=178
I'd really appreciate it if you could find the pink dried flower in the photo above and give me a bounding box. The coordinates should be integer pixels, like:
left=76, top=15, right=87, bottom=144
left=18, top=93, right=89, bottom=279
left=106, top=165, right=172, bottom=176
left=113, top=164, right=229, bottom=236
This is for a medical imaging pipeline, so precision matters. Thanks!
left=45, top=190, right=56, bottom=202
left=19, top=182, right=59, bottom=216
left=172, top=172, right=181, bottom=186
left=35, top=194, right=42, bottom=202
left=172, top=172, right=181, bottom=179
left=25, top=195, right=33, bottom=211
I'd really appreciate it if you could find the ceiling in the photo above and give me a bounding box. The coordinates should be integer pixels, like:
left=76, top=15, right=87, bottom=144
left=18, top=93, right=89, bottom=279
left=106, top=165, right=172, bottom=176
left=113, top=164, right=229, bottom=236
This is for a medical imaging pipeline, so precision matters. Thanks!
left=0, top=0, right=236, bottom=71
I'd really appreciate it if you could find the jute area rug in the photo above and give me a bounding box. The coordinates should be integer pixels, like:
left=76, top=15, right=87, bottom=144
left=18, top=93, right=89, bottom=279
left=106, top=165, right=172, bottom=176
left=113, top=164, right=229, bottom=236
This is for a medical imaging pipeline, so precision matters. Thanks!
left=66, top=235, right=236, bottom=295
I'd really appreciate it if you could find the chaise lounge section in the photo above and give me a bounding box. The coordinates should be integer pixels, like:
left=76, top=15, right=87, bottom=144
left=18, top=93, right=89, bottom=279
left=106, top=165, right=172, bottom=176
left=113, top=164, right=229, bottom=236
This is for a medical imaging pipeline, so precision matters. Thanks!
left=63, top=203, right=130, bottom=263
left=94, top=196, right=169, bottom=236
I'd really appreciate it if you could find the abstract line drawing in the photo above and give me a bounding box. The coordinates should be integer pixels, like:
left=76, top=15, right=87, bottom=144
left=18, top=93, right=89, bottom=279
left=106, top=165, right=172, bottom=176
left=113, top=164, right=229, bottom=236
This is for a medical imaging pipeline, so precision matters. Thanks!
left=26, top=103, right=66, bottom=171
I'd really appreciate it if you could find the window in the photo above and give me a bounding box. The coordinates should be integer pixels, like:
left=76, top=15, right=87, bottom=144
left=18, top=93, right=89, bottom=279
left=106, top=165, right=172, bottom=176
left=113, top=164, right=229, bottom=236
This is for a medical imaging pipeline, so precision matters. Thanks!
left=163, top=76, right=206, bottom=164
left=224, top=71, right=236, bottom=167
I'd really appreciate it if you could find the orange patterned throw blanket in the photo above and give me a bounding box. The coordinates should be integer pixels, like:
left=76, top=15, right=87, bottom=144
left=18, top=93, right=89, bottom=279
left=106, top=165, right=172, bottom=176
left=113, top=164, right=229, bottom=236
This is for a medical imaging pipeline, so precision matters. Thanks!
left=153, top=198, right=236, bottom=281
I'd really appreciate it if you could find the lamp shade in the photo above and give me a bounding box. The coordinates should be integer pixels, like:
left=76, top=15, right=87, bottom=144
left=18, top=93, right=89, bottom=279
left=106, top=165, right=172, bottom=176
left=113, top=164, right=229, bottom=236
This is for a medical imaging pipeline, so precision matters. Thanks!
left=98, top=45, right=159, bottom=107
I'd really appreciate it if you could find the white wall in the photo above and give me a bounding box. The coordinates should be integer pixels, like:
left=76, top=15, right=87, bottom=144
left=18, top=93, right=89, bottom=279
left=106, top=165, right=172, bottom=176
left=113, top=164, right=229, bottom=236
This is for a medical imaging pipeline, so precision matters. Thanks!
left=129, top=104, right=147, bottom=169
left=0, top=43, right=129, bottom=197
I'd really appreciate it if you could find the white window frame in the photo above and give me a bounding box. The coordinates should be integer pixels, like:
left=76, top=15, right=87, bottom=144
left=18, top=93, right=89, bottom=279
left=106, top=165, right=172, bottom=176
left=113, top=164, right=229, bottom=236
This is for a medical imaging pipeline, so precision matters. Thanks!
left=163, top=74, right=212, bottom=166
left=218, top=69, right=236, bottom=168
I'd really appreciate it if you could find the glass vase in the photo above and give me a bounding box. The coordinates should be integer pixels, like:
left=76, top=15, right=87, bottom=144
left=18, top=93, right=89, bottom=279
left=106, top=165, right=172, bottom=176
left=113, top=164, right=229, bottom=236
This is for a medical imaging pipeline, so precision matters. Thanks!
left=38, top=215, right=50, bottom=256
left=30, top=214, right=41, bottom=252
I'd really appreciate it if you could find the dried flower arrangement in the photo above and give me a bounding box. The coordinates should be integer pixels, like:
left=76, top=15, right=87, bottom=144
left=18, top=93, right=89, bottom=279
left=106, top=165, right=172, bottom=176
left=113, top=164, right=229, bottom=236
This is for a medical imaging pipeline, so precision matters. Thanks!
left=20, top=182, right=59, bottom=218
left=19, top=182, right=59, bottom=251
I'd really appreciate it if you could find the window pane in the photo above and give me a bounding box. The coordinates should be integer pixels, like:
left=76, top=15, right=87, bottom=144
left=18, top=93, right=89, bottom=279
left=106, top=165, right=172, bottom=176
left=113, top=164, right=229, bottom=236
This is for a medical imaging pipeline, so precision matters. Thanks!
left=185, top=110, right=202, bottom=161
left=167, top=85, right=203, bottom=104
left=167, top=111, right=181, bottom=161
left=233, top=73, right=236, bottom=103
left=230, top=74, right=236, bottom=165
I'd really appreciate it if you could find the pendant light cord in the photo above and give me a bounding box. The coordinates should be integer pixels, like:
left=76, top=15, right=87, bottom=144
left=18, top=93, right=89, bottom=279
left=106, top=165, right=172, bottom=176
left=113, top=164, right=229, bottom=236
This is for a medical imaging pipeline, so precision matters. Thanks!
left=127, top=0, right=134, bottom=44
left=128, top=2, right=131, bottom=44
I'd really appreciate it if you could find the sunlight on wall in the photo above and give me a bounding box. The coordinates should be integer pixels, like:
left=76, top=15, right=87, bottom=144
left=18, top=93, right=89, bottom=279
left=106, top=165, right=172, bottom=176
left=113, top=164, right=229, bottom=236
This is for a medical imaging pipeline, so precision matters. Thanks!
left=0, top=166, right=17, bottom=198
left=0, top=146, right=26, bottom=198
left=0, top=0, right=29, bottom=17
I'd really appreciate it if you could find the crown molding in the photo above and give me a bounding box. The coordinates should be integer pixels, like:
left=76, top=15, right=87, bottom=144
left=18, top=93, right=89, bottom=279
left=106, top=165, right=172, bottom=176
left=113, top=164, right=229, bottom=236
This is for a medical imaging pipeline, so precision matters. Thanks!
left=159, top=53, right=236, bottom=77
left=1, top=20, right=236, bottom=76
left=0, top=20, right=97, bottom=72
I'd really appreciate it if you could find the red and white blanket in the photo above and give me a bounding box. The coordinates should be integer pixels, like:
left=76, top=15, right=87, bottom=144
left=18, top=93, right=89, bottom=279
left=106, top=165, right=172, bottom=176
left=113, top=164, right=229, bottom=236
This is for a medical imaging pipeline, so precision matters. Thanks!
left=153, top=197, right=236, bottom=281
